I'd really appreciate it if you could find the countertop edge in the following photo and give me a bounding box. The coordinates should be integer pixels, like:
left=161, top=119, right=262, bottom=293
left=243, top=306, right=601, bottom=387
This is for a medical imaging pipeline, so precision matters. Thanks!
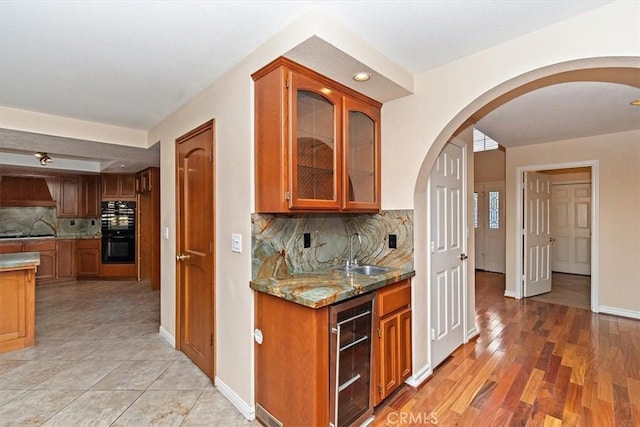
left=250, top=268, right=416, bottom=309
left=0, top=251, right=41, bottom=271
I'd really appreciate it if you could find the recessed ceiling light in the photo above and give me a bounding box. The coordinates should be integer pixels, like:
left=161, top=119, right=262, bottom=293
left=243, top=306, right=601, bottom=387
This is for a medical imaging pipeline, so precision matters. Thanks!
left=631, top=99, right=640, bottom=106
left=353, top=72, right=371, bottom=82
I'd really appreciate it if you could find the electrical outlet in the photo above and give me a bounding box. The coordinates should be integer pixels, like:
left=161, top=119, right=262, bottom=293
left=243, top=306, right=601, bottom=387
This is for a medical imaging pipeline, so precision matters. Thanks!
left=70, top=220, right=75, bottom=226
left=389, top=234, right=397, bottom=249
left=303, top=233, right=311, bottom=248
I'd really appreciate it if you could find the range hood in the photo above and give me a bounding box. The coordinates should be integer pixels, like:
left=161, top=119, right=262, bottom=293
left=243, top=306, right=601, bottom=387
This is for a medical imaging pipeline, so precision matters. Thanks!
left=0, top=176, right=56, bottom=207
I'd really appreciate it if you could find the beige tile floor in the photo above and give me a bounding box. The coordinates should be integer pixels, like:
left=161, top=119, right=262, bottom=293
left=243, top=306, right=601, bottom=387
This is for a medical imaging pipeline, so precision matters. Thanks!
left=0, top=279, right=257, bottom=427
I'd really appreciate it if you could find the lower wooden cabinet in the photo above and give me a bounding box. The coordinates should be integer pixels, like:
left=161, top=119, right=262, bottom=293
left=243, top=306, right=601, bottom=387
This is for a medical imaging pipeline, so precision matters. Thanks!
left=56, top=240, right=76, bottom=279
left=0, top=267, right=36, bottom=353
left=374, top=279, right=412, bottom=406
left=76, top=239, right=101, bottom=278
left=23, top=241, right=56, bottom=280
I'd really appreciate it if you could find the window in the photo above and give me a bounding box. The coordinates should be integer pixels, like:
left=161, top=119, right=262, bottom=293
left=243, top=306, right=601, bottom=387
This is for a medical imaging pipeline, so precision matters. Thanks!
left=473, top=192, right=478, bottom=228
left=473, top=128, right=499, bottom=152
left=488, top=191, right=500, bottom=229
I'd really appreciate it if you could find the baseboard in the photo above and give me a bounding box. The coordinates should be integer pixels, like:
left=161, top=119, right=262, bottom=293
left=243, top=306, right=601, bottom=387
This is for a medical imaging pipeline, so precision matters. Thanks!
left=405, top=363, right=432, bottom=388
left=158, top=326, right=175, bottom=347
left=504, top=289, right=517, bottom=298
left=466, top=325, right=479, bottom=341
left=215, top=376, right=255, bottom=421
left=599, top=305, right=640, bottom=320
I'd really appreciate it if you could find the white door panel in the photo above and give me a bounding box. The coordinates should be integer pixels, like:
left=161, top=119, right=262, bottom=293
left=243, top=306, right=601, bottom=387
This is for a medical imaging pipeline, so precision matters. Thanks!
left=430, top=142, right=466, bottom=368
left=524, top=171, right=552, bottom=297
left=551, top=183, right=591, bottom=275
left=473, top=182, right=505, bottom=273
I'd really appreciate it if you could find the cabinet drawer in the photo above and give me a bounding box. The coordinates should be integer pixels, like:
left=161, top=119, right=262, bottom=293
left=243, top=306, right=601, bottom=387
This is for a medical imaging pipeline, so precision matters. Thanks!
left=24, top=241, right=56, bottom=252
left=377, top=279, right=411, bottom=317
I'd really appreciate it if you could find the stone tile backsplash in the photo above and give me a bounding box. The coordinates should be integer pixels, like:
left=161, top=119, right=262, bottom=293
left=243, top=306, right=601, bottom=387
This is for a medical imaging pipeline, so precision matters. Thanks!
left=252, top=210, right=413, bottom=279
left=0, top=207, right=100, bottom=238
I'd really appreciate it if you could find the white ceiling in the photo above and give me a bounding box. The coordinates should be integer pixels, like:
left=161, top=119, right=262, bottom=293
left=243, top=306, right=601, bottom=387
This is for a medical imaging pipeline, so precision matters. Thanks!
left=1, top=0, right=637, bottom=171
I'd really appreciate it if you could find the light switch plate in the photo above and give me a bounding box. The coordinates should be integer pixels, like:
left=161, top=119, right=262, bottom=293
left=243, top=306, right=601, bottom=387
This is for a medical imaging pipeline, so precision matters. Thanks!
left=231, top=233, right=242, bottom=253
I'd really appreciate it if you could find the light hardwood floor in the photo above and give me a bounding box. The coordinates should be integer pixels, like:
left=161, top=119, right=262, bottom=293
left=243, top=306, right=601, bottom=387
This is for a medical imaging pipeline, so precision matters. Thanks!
left=373, top=271, right=640, bottom=426
left=530, top=272, right=591, bottom=311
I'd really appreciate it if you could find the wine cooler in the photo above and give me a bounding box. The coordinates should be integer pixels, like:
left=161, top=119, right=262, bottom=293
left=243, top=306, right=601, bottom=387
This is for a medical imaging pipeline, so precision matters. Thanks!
left=329, top=293, right=375, bottom=427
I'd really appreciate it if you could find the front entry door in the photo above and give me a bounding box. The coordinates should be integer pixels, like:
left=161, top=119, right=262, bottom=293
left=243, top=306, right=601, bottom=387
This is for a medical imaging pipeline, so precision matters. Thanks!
left=176, top=120, right=215, bottom=379
left=430, top=141, right=466, bottom=369
left=524, top=171, right=552, bottom=297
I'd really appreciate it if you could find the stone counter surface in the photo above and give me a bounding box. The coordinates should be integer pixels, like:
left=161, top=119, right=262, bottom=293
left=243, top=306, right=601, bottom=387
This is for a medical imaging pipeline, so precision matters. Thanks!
left=250, top=266, right=415, bottom=308
left=0, top=251, right=40, bottom=271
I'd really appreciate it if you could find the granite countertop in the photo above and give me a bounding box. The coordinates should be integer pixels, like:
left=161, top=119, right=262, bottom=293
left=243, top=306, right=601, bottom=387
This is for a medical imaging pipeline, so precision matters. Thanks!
left=0, top=235, right=100, bottom=242
left=250, top=266, right=415, bottom=309
left=0, top=252, right=41, bottom=271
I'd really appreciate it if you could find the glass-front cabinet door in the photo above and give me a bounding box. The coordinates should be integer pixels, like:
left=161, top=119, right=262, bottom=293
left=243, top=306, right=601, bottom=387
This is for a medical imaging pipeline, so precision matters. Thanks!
left=289, top=72, right=342, bottom=210
left=342, top=97, right=380, bottom=211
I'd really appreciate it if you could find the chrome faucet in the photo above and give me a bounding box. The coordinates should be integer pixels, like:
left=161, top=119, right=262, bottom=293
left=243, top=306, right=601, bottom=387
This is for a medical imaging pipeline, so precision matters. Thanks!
left=346, top=232, right=362, bottom=269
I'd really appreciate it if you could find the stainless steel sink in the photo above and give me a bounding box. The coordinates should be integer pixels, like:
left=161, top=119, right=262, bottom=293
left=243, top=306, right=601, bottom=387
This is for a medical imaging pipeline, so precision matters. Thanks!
left=346, top=265, right=391, bottom=276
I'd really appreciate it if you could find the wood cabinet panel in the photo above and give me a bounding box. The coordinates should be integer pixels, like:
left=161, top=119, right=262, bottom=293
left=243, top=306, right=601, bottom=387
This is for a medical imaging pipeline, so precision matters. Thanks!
left=137, top=167, right=160, bottom=289
left=79, top=175, right=100, bottom=217
left=0, top=243, right=24, bottom=254
left=23, top=241, right=56, bottom=280
left=255, top=292, right=329, bottom=426
left=56, top=240, right=76, bottom=279
left=0, top=268, right=36, bottom=353
left=76, top=239, right=101, bottom=278
left=252, top=57, right=381, bottom=213
left=101, top=174, right=136, bottom=200
left=374, top=279, right=412, bottom=406
left=58, top=176, right=79, bottom=217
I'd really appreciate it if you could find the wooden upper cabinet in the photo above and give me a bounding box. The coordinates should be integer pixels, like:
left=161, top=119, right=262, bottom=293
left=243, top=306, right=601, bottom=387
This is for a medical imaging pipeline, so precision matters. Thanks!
left=57, top=176, right=79, bottom=217
left=79, top=175, right=100, bottom=217
left=252, top=57, right=381, bottom=213
left=102, top=174, right=136, bottom=200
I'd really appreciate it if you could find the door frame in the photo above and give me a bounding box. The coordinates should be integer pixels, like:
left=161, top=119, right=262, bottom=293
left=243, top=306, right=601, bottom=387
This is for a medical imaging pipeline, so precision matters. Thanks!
left=514, top=160, right=599, bottom=312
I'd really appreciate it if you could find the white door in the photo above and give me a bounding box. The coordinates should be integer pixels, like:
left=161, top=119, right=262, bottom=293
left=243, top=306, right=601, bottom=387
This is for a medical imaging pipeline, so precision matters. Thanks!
left=474, top=182, right=505, bottom=274
left=430, top=142, right=466, bottom=368
left=551, top=183, right=591, bottom=275
left=524, top=171, right=552, bottom=297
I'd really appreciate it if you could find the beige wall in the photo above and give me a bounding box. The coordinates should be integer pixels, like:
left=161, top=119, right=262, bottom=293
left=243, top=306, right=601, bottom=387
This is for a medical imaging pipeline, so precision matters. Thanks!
left=505, top=130, right=640, bottom=314
left=474, top=149, right=505, bottom=182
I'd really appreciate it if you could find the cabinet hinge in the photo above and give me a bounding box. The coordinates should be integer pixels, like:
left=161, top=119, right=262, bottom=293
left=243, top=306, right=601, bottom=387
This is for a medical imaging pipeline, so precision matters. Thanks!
left=285, top=78, right=290, bottom=89
left=378, top=384, right=382, bottom=395
left=378, top=328, right=382, bottom=338
left=285, top=191, right=291, bottom=201
left=431, top=328, right=436, bottom=341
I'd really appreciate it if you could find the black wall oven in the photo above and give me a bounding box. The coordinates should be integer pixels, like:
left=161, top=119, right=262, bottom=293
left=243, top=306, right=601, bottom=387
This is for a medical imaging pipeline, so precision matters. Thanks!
left=101, top=201, right=136, bottom=264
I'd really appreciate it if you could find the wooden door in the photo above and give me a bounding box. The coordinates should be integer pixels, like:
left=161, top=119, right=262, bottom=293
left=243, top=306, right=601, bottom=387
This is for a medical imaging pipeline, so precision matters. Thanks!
left=429, top=141, right=466, bottom=369
left=551, top=183, right=591, bottom=275
left=524, top=171, right=552, bottom=297
left=176, top=120, right=215, bottom=379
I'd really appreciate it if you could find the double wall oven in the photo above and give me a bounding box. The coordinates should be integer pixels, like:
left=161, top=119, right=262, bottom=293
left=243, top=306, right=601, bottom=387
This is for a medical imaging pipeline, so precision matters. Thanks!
left=101, top=201, right=135, bottom=264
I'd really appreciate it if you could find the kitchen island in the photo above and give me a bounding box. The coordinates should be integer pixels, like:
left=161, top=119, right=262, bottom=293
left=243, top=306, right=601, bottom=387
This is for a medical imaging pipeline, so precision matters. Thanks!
left=0, top=252, right=40, bottom=353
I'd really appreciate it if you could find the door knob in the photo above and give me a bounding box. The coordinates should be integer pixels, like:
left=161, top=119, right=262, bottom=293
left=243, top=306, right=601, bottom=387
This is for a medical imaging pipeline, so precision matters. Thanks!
left=176, top=253, right=190, bottom=261
left=548, top=237, right=556, bottom=243
left=459, top=253, right=468, bottom=261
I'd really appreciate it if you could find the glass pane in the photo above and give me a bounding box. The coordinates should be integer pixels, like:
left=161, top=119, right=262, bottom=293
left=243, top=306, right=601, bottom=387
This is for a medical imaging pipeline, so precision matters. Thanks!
left=347, top=111, right=374, bottom=203
left=473, top=192, right=479, bottom=228
left=489, top=190, right=500, bottom=229
left=296, top=90, right=335, bottom=200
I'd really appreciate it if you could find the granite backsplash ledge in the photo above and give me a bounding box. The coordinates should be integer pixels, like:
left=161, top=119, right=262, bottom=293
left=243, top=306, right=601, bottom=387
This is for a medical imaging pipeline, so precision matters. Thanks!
left=0, top=207, right=100, bottom=238
left=252, top=210, right=413, bottom=280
